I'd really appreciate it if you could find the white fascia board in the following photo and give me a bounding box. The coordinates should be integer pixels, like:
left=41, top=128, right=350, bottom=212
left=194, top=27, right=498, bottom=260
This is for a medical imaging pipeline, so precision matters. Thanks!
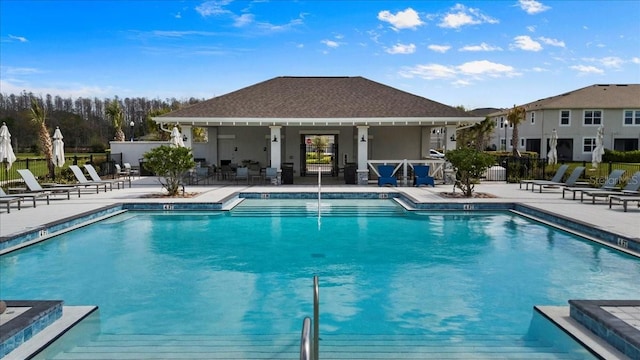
left=152, top=116, right=485, bottom=126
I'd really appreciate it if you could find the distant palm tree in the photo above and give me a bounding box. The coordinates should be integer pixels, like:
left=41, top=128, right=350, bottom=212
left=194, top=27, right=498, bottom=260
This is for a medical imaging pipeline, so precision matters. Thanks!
left=30, top=97, right=55, bottom=178
left=507, top=105, right=526, bottom=157
left=311, top=136, right=328, bottom=163
left=106, top=99, right=125, bottom=141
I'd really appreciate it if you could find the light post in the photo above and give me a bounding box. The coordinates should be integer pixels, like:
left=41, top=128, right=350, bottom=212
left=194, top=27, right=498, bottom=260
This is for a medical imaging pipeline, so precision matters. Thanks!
left=504, top=119, right=509, bottom=151
left=129, top=121, right=135, bottom=142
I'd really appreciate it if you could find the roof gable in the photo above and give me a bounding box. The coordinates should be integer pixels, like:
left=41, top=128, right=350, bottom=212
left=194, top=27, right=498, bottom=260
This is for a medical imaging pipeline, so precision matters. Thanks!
left=526, top=84, right=640, bottom=110
left=159, top=76, right=475, bottom=119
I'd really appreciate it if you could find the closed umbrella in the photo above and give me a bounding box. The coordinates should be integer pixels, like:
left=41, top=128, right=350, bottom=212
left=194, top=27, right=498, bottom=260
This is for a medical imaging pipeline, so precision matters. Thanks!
left=591, top=125, right=604, bottom=168
left=548, top=129, right=558, bottom=165
left=0, top=122, right=17, bottom=170
left=170, top=126, right=185, bottom=148
left=52, top=126, right=65, bottom=167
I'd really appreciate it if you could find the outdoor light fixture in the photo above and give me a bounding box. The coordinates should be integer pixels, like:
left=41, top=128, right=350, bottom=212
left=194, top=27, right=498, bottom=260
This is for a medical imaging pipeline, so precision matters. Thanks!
left=182, top=135, right=188, bottom=142
left=272, top=135, right=278, bottom=142
left=234, top=147, right=238, bottom=151
left=360, top=135, right=367, bottom=142
left=129, top=121, right=135, bottom=142
left=450, top=135, right=456, bottom=142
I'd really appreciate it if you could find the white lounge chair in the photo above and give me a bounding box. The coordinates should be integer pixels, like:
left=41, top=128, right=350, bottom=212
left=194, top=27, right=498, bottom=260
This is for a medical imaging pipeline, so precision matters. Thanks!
left=69, top=165, right=109, bottom=193
left=84, top=164, right=129, bottom=188
left=0, top=188, right=22, bottom=213
left=1, top=187, right=49, bottom=207
left=13, top=169, right=80, bottom=199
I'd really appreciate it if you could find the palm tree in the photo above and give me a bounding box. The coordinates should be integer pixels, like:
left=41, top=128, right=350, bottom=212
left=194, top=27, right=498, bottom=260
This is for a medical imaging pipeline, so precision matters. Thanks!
left=30, top=97, right=55, bottom=178
left=507, top=105, right=526, bottom=157
left=311, top=136, right=328, bottom=162
left=106, top=99, right=125, bottom=141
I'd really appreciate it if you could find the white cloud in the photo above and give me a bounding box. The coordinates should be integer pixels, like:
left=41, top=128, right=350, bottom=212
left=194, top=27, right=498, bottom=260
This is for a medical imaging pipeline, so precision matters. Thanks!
left=511, top=35, right=542, bottom=51
left=428, top=44, right=451, bottom=53
left=517, top=0, right=551, bottom=15
left=459, top=42, right=502, bottom=52
left=527, top=25, right=536, bottom=32
left=174, top=12, right=182, bottom=19
left=234, top=13, right=254, bottom=27
left=4, top=66, right=41, bottom=75
left=400, top=64, right=457, bottom=79
left=598, top=56, right=624, bottom=68
left=377, top=8, right=424, bottom=30
left=570, top=65, right=604, bottom=75
left=439, top=4, right=498, bottom=29
left=386, top=43, right=416, bottom=54
left=457, top=60, right=517, bottom=77
left=8, top=35, right=28, bottom=42
left=539, top=37, right=565, bottom=47
left=321, top=39, right=340, bottom=48
left=195, top=0, right=232, bottom=17
left=0, top=78, right=117, bottom=98
left=399, top=59, right=518, bottom=83
left=631, top=57, right=640, bottom=64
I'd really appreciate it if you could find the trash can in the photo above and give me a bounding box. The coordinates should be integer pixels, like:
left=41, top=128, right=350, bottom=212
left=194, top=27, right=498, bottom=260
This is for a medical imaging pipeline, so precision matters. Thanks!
left=344, top=162, right=357, bottom=184
left=281, top=162, right=294, bottom=184
left=139, top=158, right=153, bottom=176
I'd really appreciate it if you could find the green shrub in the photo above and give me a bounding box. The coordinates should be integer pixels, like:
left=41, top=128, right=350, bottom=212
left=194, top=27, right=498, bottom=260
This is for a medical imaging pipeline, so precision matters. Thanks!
left=143, top=146, right=195, bottom=196
left=603, top=149, right=640, bottom=163
left=445, top=148, right=495, bottom=197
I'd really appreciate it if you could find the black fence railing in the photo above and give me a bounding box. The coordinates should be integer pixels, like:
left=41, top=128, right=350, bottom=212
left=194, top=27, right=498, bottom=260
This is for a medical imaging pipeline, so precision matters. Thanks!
left=495, top=156, right=640, bottom=184
left=0, top=153, right=114, bottom=185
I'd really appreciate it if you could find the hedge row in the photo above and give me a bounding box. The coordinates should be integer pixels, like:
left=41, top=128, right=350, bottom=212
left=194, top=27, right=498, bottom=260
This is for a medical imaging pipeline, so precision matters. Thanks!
left=603, top=149, right=640, bottom=163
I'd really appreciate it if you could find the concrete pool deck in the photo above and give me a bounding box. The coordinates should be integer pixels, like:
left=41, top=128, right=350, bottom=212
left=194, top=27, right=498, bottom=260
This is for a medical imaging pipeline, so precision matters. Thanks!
left=0, top=177, right=638, bottom=359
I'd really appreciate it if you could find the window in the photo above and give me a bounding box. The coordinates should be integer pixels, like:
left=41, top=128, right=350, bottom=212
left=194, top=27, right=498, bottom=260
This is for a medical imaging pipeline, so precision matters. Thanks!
left=560, top=110, right=571, bottom=126
left=520, top=138, right=525, bottom=147
left=583, top=138, right=597, bottom=152
left=499, top=116, right=506, bottom=128
left=530, top=112, right=535, bottom=124
left=192, top=127, right=208, bottom=143
left=623, top=110, right=640, bottom=125
left=583, top=110, right=602, bottom=125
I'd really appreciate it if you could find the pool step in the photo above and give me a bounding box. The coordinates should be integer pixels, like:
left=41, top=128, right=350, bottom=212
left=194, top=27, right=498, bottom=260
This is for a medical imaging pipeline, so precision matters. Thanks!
left=47, top=333, right=586, bottom=359
left=231, top=204, right=406, bottom=217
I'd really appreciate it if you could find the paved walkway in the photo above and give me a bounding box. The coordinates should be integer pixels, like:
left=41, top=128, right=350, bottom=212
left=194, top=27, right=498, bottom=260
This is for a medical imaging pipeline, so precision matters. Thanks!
left=1, top=177, right=638, bottom=242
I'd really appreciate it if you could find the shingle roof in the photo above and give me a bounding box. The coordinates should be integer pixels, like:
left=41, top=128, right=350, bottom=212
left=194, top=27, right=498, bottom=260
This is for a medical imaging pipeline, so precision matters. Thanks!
left=526, top=84, right=639, bottom=111
left=158, top=76, right=476, bottom=120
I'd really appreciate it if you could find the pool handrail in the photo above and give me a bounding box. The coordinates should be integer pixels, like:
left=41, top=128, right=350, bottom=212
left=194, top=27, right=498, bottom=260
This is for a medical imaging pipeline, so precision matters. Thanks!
left=299, top=317, right=312, bottom=360
left=314, top=275, right=319, bottom=360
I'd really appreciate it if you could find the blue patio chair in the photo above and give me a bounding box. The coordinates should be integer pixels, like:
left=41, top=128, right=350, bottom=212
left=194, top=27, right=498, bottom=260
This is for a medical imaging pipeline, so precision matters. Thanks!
left=413, top=165, right=435, bottom=187
left=377, top=165, right=397, bottom=187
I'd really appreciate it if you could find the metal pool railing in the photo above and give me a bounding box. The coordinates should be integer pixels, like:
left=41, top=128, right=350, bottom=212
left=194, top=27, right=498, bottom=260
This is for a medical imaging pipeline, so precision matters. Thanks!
left=300, top=276, right=320, bottom=360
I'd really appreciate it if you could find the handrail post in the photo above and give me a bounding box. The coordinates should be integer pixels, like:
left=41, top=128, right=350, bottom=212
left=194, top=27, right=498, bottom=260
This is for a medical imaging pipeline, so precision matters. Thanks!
left=313, top=275, right=319, bottom=360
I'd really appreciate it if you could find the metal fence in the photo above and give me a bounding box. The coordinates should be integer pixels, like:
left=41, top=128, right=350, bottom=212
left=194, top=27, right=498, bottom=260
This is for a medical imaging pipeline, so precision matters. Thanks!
left=493, top=156, right=640, bottom=184
left=0, top=153, right=115, bottom=185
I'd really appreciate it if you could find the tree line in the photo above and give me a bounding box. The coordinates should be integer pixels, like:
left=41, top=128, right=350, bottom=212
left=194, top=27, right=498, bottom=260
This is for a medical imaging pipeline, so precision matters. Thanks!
left=0, top=91, right=202, bottom=153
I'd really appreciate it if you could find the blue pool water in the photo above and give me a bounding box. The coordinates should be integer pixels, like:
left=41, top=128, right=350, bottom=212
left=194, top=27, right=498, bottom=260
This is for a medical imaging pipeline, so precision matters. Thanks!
left=1, top=199, right=639, bottom=357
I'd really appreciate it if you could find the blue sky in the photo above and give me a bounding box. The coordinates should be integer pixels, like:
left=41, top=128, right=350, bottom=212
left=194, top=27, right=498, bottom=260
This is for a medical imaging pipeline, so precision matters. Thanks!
left=1, top=0, right=639, bottom=109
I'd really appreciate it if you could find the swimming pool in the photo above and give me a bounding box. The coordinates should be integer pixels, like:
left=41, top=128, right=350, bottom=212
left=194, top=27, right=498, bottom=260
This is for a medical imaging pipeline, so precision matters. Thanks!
left=1, top=199, right=638, bottom=359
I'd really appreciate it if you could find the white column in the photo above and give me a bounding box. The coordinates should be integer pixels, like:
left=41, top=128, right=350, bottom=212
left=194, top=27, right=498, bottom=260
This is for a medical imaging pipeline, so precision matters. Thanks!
left=444, top=125, right=456, bottom=152
left=270, top=126, right=282, bottom=170
left=182, top=125, right=192, bottom=149
left=357, top=126, right=369, bottom=185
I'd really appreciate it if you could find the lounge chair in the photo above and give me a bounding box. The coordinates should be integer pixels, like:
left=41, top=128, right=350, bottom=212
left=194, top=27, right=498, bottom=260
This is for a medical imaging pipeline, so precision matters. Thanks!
left=264, top=167, right=278, bottom=185
left=123, top=163, right=140, bottom=178
left=581, top=171, right=640, bottom=203
left=235, top=167, right=249, bottom=184
left=84, top=164, right=129, bottom=189
left=14, top=169, right=80, bottom=199
left=530, top=166, right=586, bottom=193
left=413, top=165, right=435, bottom=187
left=69, top=165, right=109, bottom=193
left=609, top=194, right=640, bottom=212
left=563, top=169, right=626, bottom=200
left=1, top=187, right=49, bottom=207
left=0, top=189, right=22, bottom=213
left=520, top=164, right=568, bottom=190
left=377, top=165, right=397, bottom=187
